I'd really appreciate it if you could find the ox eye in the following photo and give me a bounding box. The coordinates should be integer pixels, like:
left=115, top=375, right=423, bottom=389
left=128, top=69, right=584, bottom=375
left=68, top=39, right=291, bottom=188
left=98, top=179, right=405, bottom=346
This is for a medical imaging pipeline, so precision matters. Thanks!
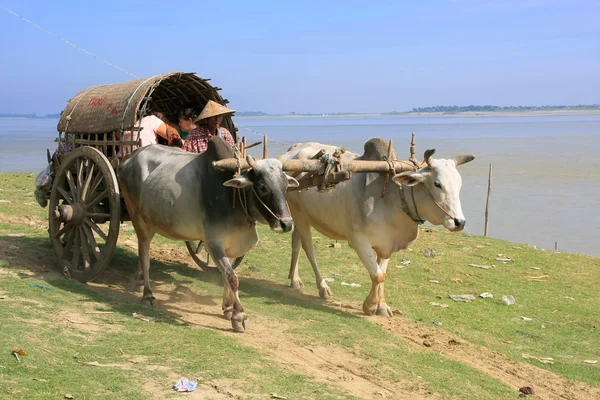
left=434, top=181, right=442, bottom=189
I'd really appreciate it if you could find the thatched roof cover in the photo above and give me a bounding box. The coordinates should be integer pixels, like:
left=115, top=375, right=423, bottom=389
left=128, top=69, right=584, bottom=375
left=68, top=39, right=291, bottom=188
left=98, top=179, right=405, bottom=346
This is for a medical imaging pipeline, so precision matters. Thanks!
left=56, top=72, right=235, bottom=136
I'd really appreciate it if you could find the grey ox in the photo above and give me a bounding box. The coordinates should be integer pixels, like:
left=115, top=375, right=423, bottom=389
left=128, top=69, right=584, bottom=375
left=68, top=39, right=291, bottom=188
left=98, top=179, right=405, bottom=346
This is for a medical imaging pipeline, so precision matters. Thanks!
left=118, top=137, right=299, bottom=332
left=279, top=138, right=474, bottom=317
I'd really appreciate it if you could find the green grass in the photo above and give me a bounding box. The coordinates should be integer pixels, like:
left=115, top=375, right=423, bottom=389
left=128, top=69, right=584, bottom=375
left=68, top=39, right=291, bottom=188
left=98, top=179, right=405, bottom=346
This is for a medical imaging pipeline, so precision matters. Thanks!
left=1, top=171, right=599, bottom=399
left=247, top=226, right=600, bottom=385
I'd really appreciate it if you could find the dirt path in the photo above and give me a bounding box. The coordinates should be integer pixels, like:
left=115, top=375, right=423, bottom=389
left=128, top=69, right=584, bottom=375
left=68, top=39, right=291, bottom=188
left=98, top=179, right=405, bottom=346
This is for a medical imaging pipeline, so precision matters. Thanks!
left=2, top=227, right=599, bottom=400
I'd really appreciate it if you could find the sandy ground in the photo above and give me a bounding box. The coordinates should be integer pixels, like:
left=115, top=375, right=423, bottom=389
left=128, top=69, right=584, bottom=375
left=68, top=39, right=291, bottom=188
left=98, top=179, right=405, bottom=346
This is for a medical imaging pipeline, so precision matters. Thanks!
left=1, top=216, right=599, bottom=399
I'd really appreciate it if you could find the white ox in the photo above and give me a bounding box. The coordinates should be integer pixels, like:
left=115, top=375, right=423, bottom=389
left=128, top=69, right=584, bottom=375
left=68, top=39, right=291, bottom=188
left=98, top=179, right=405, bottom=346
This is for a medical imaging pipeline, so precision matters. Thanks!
left=279, top=138, right=474, bottom=316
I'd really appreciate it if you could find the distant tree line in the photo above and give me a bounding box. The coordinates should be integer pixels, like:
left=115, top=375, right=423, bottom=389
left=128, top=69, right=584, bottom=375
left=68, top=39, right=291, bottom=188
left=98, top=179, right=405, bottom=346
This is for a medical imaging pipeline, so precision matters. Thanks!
left=0, top=113, right=61, bottom=118
left=235, top=111, right=268, bottom=117
left=411, top=105, right=600, bottom=113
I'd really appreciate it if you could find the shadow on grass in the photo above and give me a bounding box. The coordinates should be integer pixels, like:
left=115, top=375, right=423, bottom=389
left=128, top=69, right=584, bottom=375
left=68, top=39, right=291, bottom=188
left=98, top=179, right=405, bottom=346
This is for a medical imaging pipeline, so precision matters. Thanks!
left=1, top=235, right=360, bottom=332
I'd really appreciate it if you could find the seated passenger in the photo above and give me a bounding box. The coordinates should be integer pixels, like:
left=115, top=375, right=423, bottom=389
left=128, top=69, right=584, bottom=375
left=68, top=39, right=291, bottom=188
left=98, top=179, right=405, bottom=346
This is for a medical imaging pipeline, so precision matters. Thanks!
left=175, top=105, right=198, bottom=141
left=118, top=104, right=181, bottom=156
left=182, top=100, right=235, bottom=153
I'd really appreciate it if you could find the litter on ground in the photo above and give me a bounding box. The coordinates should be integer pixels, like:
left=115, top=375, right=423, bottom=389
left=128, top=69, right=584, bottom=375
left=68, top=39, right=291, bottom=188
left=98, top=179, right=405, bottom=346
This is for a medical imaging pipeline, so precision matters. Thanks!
left=173, top=377, right=198, bottom=392
left=450, top=294, right=476, bottom=302
left=479, top=292, right=493, bottom=298
left=429, top=302, right=449, bottom=308
left=29, top=283, right=52, bottom=291
left=501, top=295, right=515, bottom=305
left=521, top=354, right=554, bottom=364
left=469, top=264, right=492, bottom=269
left=341, top=282, right=361, bottom=288
left=132, top=313, right=156, bottom=323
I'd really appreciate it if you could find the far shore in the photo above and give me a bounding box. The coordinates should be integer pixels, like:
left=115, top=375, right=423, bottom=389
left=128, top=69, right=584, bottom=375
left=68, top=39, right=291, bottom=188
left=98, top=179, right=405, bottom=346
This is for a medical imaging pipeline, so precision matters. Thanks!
left=234, top=109, right=600, bottom=119
left=4, top=109, right=600, bottom=122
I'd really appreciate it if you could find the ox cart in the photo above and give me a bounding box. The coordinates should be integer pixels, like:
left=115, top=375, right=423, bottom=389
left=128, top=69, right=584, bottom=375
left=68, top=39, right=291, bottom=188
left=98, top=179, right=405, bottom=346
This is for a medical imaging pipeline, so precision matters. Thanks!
left=40, top=72, right=424, bottom=284
left=41, top=72, right=242, bottom=282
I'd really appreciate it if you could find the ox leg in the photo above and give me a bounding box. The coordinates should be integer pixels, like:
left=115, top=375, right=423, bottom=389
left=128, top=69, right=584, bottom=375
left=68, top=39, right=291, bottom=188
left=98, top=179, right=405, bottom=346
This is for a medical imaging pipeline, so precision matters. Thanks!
left=288, top=228, right=304, bottom=289
left=221, top=273, right=234, bottom=320
left=138, top=233, right=156, bottom=306
left=207, top=243, right=249, bottom=332
left=123, top=192, right=156, bottom=306
left=296, top=221, right=332, bottom=299
left=349, top=237, right=392, bottom=317
left=374, top=257, right=393, bottom=317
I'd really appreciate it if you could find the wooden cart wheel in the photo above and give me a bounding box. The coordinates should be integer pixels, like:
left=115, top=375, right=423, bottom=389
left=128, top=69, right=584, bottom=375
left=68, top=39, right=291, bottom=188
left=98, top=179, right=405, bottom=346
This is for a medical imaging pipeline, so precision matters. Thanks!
left=185, top=240, right=244, bottom=271
left=48, top=147, right=120, bottom=282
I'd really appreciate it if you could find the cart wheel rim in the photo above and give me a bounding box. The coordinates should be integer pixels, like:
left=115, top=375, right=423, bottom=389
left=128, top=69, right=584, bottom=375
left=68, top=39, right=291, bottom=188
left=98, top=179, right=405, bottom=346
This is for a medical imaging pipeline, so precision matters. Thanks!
left=185, top=240, right=244, bottom=271
left=48, top=147, right=120, bottom=282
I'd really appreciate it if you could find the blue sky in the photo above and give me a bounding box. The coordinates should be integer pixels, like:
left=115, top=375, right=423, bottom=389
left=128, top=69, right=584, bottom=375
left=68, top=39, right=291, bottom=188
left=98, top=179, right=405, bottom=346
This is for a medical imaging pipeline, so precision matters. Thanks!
left=1, top=0, right=598, bottom=114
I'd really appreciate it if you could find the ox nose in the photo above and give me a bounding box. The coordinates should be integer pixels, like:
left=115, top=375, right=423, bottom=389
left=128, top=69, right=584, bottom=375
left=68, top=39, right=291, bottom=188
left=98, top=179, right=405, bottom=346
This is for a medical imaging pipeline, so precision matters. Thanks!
left=454, top=218, right=466, bottom=229
left=278, top=218, right=294, bottom=233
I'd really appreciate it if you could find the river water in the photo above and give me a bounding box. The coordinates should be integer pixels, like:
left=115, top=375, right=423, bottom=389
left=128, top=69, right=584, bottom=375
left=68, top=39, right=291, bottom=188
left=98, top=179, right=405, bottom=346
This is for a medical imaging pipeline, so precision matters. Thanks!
left=1, top=114, right=599, bottom=256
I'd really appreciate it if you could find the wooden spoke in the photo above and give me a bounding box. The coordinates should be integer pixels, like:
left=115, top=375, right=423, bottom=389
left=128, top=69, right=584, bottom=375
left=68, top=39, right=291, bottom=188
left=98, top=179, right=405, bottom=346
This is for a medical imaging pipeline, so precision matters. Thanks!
left=62, top=226, right=76, bottom=255
left=71, top=228, right=81, bottom=270
left=88, top=170, right=104, bottom=196
left=194, top=242, right=203, bottom=253
left=76, top=158, right=84, bottom=199
left=57, top=187, right=74, bottom=205
left=85, top=188, right=109, bottom=210
left=82, top=224, right=101, bottom=260
left=80, top=227, right=91, bottom=270
left=80, top=163, right=95, bottom=202
left=84, top=218, right=108, bottom=242
left=66, top=170, right=78, bottom=202
left=53, top=222, right=73, bottom=239
left=86, top=212, right=111, bottom=219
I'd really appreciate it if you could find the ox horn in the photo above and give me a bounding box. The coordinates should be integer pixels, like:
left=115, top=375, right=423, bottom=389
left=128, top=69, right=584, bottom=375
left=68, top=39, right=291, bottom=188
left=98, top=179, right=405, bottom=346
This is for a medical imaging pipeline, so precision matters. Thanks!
left=246, top=155, right=258, bottom=170
left=452, top=155, right=475, bottom=166
left=423, top=149, right=436, bottom=166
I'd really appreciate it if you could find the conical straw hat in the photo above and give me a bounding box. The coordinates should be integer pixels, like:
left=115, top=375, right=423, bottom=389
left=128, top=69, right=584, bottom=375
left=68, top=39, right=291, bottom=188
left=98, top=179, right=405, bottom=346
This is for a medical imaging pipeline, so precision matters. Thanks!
left=195, top=100, right=235, bottom=121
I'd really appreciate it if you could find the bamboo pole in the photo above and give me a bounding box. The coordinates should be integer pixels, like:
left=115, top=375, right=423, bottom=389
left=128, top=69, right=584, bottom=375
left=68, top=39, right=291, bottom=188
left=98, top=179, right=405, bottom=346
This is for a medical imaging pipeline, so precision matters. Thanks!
left=213, top=158, right=418, bottom=174
left=263, top=135, right=268, bottom=159
left=409, top=132, right=417, bottom=164
left=241, top=136, right=246, bottom=157
left=484, top=163, right=492, bottom=237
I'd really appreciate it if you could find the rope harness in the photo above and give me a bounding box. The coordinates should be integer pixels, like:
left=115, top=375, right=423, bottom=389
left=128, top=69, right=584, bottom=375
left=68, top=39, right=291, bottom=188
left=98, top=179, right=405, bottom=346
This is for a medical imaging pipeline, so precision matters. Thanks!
left=230, top=148, right=288, bottom=227
left=402, top=181, right=457, bottom=225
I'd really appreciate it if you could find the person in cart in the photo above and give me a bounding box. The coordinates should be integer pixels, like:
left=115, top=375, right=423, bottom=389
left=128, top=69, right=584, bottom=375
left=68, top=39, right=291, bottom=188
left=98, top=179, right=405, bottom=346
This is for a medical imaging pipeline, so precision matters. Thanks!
left=117, top=104, right=182, bottom=156
left=182, top=100, right=235, bottom=153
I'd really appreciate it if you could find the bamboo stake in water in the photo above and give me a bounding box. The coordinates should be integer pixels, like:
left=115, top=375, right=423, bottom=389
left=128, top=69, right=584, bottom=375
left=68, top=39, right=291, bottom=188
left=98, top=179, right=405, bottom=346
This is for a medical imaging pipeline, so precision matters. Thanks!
left=263, top=135, right=268, bottom=159
left=484, top=163, right=492, bottom=237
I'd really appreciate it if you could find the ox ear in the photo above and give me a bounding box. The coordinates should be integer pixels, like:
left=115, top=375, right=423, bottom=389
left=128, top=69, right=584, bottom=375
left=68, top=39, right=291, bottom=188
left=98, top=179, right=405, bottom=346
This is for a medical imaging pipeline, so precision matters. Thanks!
left=223, top=176, right=253, bottom=188
left=392, top=171, right=424, bottom=187
left=286, top=174, right=299, bottom=188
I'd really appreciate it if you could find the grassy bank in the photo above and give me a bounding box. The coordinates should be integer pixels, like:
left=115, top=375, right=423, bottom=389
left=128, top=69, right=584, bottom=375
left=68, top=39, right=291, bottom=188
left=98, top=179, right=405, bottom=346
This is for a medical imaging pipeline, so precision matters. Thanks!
left=1, top=172, right=599, bottom=399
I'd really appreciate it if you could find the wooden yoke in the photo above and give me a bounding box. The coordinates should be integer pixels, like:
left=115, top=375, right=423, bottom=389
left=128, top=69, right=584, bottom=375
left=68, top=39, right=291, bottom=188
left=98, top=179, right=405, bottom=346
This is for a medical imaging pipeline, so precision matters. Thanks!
left=212, top=135, right=422, bottom=192
left=213, top=158, right=418, bottom=174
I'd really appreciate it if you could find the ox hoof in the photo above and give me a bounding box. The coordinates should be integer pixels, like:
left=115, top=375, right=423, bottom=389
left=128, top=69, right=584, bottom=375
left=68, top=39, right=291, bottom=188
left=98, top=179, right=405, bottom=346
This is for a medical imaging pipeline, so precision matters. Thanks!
left=290, top=279, right=304, bottom=289
left=141, top=295, right=156, bottom=307
left=223, top=308, right=234, bottom=320
left=362, top=301, right=378, bottom=316
left=376, top=303, right=394, bottom=317
left=319, top=285, right=333, bottom=299
left=231, top=312, right=249, bottom=333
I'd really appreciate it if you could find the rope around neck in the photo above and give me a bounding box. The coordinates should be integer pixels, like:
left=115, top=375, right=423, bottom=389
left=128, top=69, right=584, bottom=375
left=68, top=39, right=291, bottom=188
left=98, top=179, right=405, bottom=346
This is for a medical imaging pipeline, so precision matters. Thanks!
left=403, top=183, right=457, bottom=224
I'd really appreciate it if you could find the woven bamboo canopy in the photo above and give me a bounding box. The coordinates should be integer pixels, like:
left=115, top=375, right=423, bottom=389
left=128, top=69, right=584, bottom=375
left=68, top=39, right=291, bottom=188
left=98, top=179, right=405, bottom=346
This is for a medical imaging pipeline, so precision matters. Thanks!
left=56, top=72, right=236, bottom=138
